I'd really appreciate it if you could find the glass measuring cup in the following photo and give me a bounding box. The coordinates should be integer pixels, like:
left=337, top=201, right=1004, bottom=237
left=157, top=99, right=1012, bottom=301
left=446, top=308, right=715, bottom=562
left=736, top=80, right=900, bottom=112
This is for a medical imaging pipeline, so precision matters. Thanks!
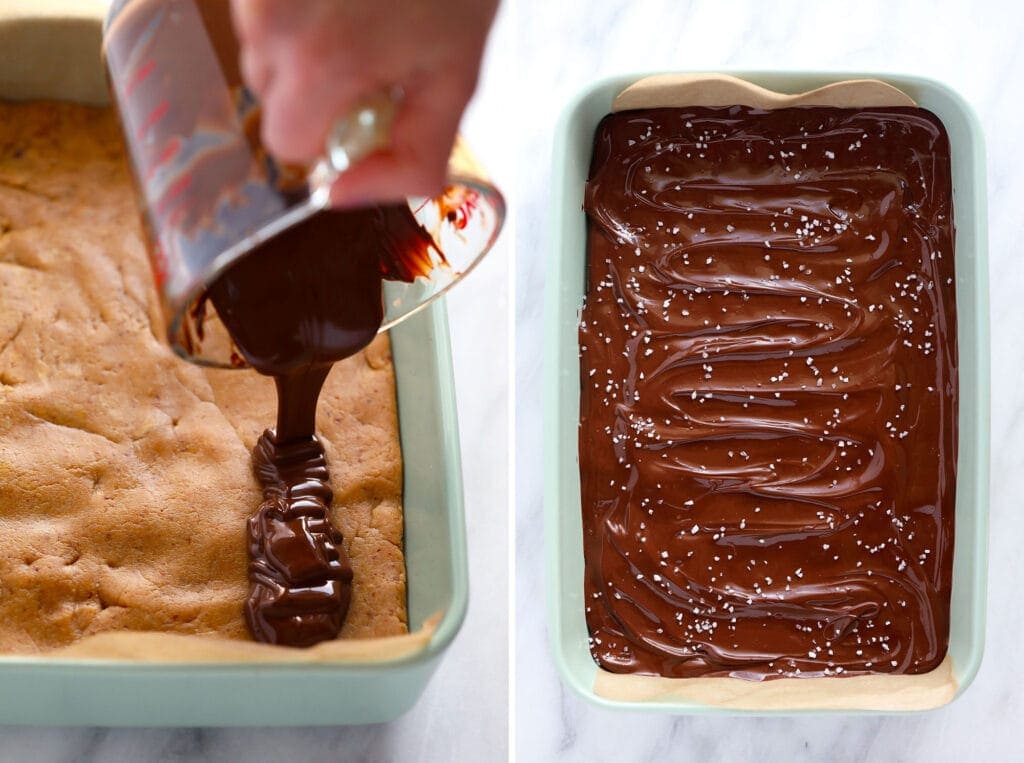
left=102, top=0, right=505, bottom=367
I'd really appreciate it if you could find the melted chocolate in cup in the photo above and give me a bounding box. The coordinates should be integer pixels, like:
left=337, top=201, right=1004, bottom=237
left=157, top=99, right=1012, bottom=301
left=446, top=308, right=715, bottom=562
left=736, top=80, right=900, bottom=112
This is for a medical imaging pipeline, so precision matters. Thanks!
left=209, top=206, right=438, bottom=647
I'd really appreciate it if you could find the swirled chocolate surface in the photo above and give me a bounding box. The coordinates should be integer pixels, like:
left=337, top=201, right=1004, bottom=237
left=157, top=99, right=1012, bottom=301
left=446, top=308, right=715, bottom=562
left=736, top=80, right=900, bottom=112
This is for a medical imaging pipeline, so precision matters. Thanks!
left=580, top=106, right=957, bottom=679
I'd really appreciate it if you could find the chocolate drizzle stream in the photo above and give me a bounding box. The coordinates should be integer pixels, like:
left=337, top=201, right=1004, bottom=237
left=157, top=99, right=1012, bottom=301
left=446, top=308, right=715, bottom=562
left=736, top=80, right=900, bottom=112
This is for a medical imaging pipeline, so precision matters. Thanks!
left=580, top=106, right=957, bottom=679
left=210, top=207, right=438, bottom=647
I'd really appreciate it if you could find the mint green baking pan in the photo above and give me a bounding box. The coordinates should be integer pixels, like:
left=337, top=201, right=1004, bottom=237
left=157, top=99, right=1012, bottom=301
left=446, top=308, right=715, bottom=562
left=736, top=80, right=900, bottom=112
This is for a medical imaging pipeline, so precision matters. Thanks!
left=0, top=6, right=467, bottom=727
left=545, top=72, right=989, bottom=713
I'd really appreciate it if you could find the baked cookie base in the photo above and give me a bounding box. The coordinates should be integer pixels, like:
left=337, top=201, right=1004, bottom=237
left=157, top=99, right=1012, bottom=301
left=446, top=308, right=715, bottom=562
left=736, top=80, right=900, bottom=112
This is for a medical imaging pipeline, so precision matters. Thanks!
left=0, top=101, right=407, bottom=654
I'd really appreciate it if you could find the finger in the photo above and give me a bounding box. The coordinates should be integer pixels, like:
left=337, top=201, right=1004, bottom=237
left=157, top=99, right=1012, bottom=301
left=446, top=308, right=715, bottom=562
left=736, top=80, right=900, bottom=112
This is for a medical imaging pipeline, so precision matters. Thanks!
left=259, top=49, right=366, bottom=163
left=230, top=0, right=269, bottom=44
left=327, top=153, right=445, bottom=208
left=230, top=0, right=305, bottom=44
left=238, top=44, right=273, bottom=96
left=328, top=75, right=473, bottom=208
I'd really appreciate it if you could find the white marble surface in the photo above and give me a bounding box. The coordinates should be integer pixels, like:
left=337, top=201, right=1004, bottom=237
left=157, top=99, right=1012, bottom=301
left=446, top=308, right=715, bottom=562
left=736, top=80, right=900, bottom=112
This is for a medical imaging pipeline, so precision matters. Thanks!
left=0, top=4, right=513, bottom=762
left=515, top=0, right=1023, bottom=760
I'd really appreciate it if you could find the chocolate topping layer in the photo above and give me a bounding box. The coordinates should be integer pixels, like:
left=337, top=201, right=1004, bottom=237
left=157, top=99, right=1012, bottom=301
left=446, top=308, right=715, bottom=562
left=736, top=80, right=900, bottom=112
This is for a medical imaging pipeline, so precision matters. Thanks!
left=580, top=106, right=957, bottom=679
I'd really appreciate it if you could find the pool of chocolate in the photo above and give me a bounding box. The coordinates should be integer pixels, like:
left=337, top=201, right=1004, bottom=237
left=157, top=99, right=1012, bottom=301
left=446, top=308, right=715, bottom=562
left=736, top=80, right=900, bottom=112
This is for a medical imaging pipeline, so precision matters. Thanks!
left=579, top=106, right=957, bottom=679
left=209, top=205, right=438, bottom=647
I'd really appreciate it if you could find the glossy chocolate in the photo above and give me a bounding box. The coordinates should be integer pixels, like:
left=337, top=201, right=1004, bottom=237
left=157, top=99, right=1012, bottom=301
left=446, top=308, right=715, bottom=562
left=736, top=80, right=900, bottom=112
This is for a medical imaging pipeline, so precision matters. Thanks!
left=210, top=206, right=437, bottom=647
left=580, top=106, right=957, bottom=679
left=246, top=431, right=352, bottom=647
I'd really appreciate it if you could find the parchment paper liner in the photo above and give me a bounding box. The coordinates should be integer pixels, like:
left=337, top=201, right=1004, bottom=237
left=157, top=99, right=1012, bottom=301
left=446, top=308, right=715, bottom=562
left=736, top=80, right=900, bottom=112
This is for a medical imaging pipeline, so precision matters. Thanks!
left=593, top=74, right=957, bottom=711
left=612, top=73, right=916, bottom=112
left=42, top=614, right=439, bottom=664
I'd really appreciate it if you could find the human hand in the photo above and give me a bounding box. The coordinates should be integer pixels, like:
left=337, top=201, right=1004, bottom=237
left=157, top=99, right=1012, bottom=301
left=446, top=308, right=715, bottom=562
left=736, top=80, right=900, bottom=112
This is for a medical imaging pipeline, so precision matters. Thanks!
left=231, top=0, right=498, bottom=207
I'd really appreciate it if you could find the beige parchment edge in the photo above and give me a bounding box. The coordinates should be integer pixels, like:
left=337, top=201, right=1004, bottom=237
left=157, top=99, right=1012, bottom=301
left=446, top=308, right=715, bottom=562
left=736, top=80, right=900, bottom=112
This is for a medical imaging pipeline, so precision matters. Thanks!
left=611, top=73, right=916, bottom=112
left=593, top=656, right=956, bottom=711
left=593, top=73, right=954, bottom=712
left=40, top=613, right=440, bottom=664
